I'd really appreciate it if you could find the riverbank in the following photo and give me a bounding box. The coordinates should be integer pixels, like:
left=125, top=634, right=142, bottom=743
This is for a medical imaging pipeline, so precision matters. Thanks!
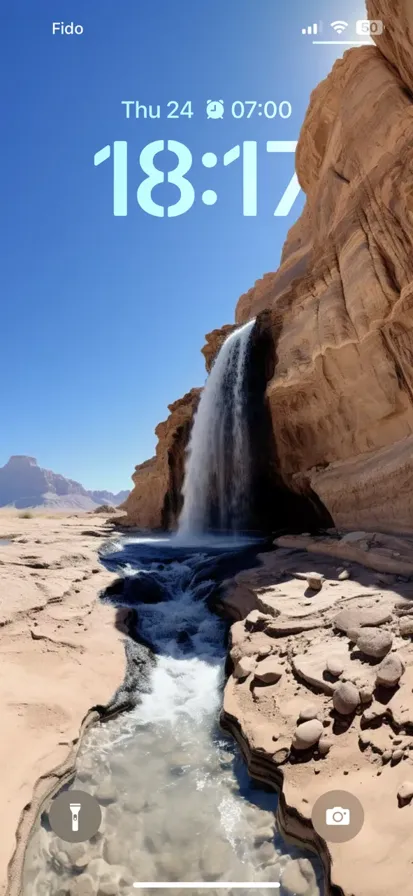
left=221, top=529, right=413, bottom=896
left=0, top=512, right=126, bottom=896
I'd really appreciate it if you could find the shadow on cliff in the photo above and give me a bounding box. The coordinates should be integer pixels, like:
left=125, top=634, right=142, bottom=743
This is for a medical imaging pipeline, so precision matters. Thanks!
left=247, top=310, right=333, bottom=536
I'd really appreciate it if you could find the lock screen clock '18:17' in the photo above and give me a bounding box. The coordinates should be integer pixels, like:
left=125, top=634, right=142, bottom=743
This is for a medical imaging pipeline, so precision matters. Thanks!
left=94, top=140, right=301, bottom=218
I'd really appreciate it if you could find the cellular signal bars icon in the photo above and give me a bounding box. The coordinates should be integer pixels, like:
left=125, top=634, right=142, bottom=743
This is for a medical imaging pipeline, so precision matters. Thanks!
left=302, top=23, right=319, bottom=35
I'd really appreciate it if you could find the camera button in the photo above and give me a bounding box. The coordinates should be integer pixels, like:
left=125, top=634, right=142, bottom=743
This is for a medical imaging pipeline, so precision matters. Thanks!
left=311, top=789, right=364, bottom=843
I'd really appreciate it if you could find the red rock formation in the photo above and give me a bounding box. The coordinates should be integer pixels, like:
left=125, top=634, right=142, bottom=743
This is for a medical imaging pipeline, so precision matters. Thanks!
left=120, top=389, right=200, bottom=529
left=235, top=16, right=413, bottom=533
left=124, top=2, right=413, bottom=534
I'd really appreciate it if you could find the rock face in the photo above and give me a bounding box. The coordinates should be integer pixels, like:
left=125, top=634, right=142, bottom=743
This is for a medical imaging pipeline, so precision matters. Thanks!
left=119, top=389, right=200, bottom=530
left=0, top=456, right=128, bottom=511
left=234, top=3, right=413, bottom=534
left=122, top=1, right=413, bottom=534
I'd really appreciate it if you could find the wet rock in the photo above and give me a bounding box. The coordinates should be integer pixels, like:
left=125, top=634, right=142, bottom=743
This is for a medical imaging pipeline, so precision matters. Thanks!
left=298, top=704, right=319, bottom=722
left=399, top=617, right=413, bottom=637
left=306, top=572, right=324, bottom=592
left=292, top=719, right=323, bottom=750
left=397, top=781, right=413, bottom=804
left=281, top=857, right=317, bottom=896
left=333, top=681, right=359, bottom=715
left=97, top=882, right=118, bottom=896
left=95, top=779, right=117, bottom=805
left=356, top=627, right=393, bottom=658
left=375, top=653, right=404, bottom=687
left=69, top=875, right=96, bottom=896
left=253, top=657, right=283, bottom=685
left=234, top=656, right=256, bottom=680
left=326, top=657, right=344, bottom=677
left=256, top=840, right=278, bottom=865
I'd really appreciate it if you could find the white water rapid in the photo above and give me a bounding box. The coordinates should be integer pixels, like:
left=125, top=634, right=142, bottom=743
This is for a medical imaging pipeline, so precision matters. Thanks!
left=22, top=537, right=323, bottom=896
left=179, top=319, right=255, bottom=536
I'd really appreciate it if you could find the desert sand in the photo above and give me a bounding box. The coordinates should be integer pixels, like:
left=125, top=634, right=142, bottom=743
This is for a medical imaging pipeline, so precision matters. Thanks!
left=0, top=512, right=126, bottom=896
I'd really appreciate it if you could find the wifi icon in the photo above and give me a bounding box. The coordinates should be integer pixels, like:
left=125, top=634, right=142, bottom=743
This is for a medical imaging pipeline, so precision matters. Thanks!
left=330, top=20, right=349, bottom=34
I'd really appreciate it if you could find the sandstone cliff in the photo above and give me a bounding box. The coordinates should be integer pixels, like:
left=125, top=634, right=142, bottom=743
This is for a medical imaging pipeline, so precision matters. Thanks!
left=120, top=389, right=200, bottom=529
left=123, top=0, right=413, bottom=534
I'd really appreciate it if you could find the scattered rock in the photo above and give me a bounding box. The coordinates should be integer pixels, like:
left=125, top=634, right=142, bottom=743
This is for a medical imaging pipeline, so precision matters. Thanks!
left=292, top=719, right=323, bottom=750
left=326, top=657, right=344, bottom=677
left=359, top=686, right=374, bottom=704
left=397, top=781, right=413, bottom=805
left=234, top=656, right=257, bottom=680
left=69, top=875, right=96, bottom=896
left=338, top=569, right=350, bottom=580
left=356, top=627, right=393, bottom=658
left=382, top=750, right=392, bottom=764
left=254, top=657, right=283, bottom=685
left=318, top=735, right=333, bottom=756
left=333, top=607, right=392, bottom=635
left=306, top=572, right=324, bottom=592
left=298, top=704, right=319, bottom=722
left=392, top=749, right=404, bottom=763
left=333, top=681, right=359, bottom=715
left=399, top=617, right=413, bottom=637
left=375, top=653, right=404, bottom=687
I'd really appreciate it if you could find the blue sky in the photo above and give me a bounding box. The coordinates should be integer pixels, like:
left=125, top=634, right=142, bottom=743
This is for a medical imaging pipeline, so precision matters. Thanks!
left=2, top=1, right=366, bottom=491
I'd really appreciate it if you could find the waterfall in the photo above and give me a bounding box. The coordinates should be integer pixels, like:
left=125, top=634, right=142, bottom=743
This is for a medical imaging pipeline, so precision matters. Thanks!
left=178, top=319, right=255, bottom=535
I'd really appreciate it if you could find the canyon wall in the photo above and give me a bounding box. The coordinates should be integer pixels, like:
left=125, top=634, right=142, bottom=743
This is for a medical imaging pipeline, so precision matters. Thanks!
left=120, top=389, right=200, bottom=529
left=123, top=1, right=413, bottom=534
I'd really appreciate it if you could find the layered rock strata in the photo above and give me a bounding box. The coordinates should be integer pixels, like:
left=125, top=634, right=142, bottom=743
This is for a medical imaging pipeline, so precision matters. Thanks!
left=123, top=1, right=413, bottom=533
left=120, top=389, right=200, bottom=530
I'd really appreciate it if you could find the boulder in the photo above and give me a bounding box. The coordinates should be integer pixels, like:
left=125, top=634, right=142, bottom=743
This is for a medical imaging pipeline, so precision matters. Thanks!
left=298, top=704, right=319, bottom=722
left=326, top=657, right=344, bottom=677
left=397, top=781, right=413, bottom=804
left=253, top=658, right=283, bottom=685
left=333, top=682, right=360, bottom=715
left=306, top=572, right=324, bottom=592
left=375, top=653, right=404, bottom=687
left=356, top=628, right=393, bottom=658
left=399, top=617, right=413, bottom=637
left=234, top=656, right=257, bottom=680
left=292, top=719, right=323, bottom=750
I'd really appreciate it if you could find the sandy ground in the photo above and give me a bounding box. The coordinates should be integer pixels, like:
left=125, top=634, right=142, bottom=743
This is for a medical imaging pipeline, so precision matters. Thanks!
left=222, top=530, right=413, bottom=896
left=0, top=512, right=126, bottom=896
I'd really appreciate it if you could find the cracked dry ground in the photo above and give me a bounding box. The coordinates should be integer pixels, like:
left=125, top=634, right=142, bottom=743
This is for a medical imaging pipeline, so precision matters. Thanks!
left=221, top=531, right=413, bottom=896
left=0, top=513, right=125, bottom=896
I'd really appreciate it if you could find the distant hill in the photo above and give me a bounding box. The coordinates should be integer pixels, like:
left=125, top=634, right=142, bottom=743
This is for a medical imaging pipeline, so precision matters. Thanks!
left=0, top=456, right=129, bottom=511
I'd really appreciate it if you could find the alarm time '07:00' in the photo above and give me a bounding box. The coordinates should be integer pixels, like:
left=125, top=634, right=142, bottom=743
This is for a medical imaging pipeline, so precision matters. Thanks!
left=94, top=140, right=301, bottom=218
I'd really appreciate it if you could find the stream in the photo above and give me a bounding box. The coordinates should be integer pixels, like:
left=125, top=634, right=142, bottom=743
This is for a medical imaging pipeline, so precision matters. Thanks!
left=21, top=535, right=323, bottom=896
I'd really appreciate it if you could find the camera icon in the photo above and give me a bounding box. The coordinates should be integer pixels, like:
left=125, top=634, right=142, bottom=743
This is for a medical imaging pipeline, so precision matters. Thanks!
left=325, top=806, right=351, bottom=826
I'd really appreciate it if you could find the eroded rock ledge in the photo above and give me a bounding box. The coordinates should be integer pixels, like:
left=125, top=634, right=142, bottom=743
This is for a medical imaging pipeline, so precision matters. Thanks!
left=220, top=531, right=413, bottom=896
left=0, top=514, right=133, bottom=896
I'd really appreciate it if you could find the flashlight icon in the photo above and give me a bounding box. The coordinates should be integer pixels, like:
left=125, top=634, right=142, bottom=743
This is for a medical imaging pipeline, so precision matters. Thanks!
left=69, top=802, right=81, bottom=832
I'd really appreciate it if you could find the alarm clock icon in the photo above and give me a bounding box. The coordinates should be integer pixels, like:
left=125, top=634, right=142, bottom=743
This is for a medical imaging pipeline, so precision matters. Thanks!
left=206, top=100, right=224, bottom=119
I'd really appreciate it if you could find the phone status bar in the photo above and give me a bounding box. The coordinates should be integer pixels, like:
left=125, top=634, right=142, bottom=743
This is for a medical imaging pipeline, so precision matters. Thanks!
left=300, top=18, right=383, bottom=46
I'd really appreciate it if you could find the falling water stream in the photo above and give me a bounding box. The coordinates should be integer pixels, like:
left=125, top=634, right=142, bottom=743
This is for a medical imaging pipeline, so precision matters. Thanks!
left=21, top=324, right=323, bottom=896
